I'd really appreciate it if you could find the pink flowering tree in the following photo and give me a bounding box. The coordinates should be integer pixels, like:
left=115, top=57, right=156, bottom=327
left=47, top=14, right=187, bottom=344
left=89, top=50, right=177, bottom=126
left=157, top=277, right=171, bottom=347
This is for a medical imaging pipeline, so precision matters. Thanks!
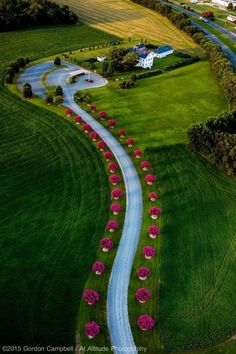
left=90, top=104, right=97, bottom=111
left=108, top=162, right=117, bottom=173
left=143, top=246, right=156, bottom=260
left=109, top=174, right=121, bottom=186
left=98, top=111, right=107, bottom=120
left=145, top=174, right=156, bottom=185
left=111, top=188, right=123, bottom=200
left=136, top=288, right=151, bottom=303
left=137, top=315, right=155, bottom=331
left=97, top=140, right=107, bottom=151
left=148, top=225, right=160, bottom=239
left=140, top=161, right=151, bottom=171
left=100, top=237, right=113, bottom=252
left=92, top=261, right=105, bottom=275
left=106, top=220, right=119, bottom=232
left=137, top=266, right=151, bottom=280
left=65, top=108, right=73, bottom=117
left=149, top=207, right=161, bottom=220
left=133, top=149, right=142, bottom=159
left=108, top=119, right=117, bottom=129
left=85, top=322, right=100, bottom=338
left=83, top=124, right=92, bottom=133
left=148, top=192, right=158, bottom=201
left=119, top=129, right=125, bottom=138
left=127, top=138, right=135, bottom=147
left=83, top=289, right=99, bottom=305
left=90, top=131, right=99, bottom=141
left=104, top=151, right=113, bottom=161
left=110, top=203, right=121, bottom=215
left=74, top=115, right=83, bottom=124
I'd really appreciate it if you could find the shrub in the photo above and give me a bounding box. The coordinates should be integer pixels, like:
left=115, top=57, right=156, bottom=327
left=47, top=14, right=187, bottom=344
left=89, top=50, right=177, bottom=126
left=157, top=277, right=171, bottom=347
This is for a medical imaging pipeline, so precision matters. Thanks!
left=133, top=149, right=142, bottom=158
left=83, top=124, right=92, bottom=133
left=110, top=203, right=121, bottom=215
left=140, top=161, right=151, bottom=171
left=74, top=115, right=83, bottom=124
left=145, top=174, right=156, bottom=185
left=111, top=188, right=123, bottom=200
left=106, top=220, right=119, bottom=232
left=45, top=95, right=53, bottom=104
left=54, top=57, right=61, bottom=66
left=136, top=288, right=151, bottom=303
left=5, top=74, right=13, bottom=84
left=143, top=246, right=156, bottom=259
left=109, top=174, right=121, bottom=185
left=83, top=289, right=99, bottom=305
left=108, top=119, right=117, bottom=128
left=148, top=225, right=160, bottom=238
left=108, top=162, right=118, bottom=172
left=149, top=207, right=161, bottom=219
left=148, top=192, right=158, bottom=201
left=84, top=322, right=100, bottom=338
left=104, top=151, right=113, bottom=161
left=92, top=261, right=105, bottom=275
left=100, top=237, right=113, bottom=251
left=97, top=140, right=107, bottom=151
left=98, top=111, right=107, bottom=120
left=90, top=131, right=99, bottom=141
left=137, top=267, right=151, bottom=280
left=23, top=83, right=32, bottom=98
left=127, top=138, right=135, bottom=147
left=55, top=86, right=63, bottom=96
left=137, top=315, right=155, bottom=331
left=54, top=96, right=63, bottom=105
left=65, top=108, right=73, bottom=116
left=119, top=129, right=125, bottom=137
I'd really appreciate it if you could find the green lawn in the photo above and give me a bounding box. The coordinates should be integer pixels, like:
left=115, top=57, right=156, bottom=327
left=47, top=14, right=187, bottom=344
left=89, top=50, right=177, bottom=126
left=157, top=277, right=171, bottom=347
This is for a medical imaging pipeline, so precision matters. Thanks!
left=86, top=60, right=228, bottom=148
left=147, top=144, right=236, bottom=352
left=0, top=24, right=118, bottom=349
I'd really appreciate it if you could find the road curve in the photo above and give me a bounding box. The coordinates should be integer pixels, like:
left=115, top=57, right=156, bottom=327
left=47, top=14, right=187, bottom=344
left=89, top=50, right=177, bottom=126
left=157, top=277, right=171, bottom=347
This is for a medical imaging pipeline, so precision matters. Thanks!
left=18, top=62, right=143, bottom=354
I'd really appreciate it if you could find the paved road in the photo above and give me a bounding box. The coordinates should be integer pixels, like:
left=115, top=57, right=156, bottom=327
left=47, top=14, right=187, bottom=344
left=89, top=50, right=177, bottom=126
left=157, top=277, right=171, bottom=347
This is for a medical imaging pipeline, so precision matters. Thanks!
left=164, top=1, right=236, bottom=42
left=18, top=62, right=143, bottom=354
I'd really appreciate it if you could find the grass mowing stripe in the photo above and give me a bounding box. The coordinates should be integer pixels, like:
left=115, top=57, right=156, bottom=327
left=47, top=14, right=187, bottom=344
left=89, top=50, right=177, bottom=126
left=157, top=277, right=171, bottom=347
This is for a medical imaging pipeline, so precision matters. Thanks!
left=0, top=25, right=118, bottom=349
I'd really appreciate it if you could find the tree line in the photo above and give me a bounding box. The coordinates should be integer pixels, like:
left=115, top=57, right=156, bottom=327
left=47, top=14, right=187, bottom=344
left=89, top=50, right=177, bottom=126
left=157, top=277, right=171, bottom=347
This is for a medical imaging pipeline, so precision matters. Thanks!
left=130, top=0, right=236, bottom=109
left=0, top=0, right=78, bottom=32
left=187, top=111, right=236, bottom=176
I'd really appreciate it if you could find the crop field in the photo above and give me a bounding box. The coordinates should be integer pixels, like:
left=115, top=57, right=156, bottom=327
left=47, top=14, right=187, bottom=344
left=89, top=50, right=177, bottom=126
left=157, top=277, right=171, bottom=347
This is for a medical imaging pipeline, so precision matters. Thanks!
left=55, top=0, right=200, bottom=54
left=0, top=25, right=118, bottom=348
left=147, top=144, right=236, bottom=352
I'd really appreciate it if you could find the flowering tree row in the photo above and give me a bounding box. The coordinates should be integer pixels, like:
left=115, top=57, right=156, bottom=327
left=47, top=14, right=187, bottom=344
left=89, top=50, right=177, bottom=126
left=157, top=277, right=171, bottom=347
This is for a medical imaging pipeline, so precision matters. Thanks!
left=65, top=107, right=125, bottom=340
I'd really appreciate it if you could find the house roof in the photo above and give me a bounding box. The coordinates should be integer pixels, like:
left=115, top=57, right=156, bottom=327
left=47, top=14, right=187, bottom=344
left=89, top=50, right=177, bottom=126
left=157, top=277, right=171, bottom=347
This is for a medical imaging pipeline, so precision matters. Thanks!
left=154, top=45, right=173, bottom=54
left=139, top=51, right=150, bottom=59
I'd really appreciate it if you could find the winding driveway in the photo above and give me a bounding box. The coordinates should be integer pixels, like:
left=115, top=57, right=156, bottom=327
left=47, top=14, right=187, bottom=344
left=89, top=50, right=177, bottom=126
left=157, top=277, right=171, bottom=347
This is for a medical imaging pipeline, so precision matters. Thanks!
left=18, top=62, right=143, bottom=354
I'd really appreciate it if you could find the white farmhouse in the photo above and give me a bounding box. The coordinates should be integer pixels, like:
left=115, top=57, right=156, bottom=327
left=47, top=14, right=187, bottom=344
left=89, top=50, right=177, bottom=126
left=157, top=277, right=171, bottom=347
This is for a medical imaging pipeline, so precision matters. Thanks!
left=227, top=14, right=236, bottom=22
left=97, top=55, right=107, bottom=62
left=129, top=44, right=174, bottom=69
left=135, top=52, right=154, bottom=69
left=212, top=0, right=236, bottom=7
left=153, top=45, right=174, bottom=59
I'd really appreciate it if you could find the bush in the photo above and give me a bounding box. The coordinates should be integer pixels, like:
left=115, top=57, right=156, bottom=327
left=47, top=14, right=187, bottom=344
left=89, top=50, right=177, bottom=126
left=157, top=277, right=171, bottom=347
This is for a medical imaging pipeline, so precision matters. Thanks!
left=55, top=86, right=63, bottom=96
left=9, top=61, right=19, bottom=74
left=16, top=58, right=26, bottom=68
left=23, top=83, right=32, bottom=98
left=54, top=57, right=61, bottom=66
left=5, top=74, right=13, bottom=84
left=45, top=95, right=53, bottom=104
left=54, top=96, right=63, bottom=105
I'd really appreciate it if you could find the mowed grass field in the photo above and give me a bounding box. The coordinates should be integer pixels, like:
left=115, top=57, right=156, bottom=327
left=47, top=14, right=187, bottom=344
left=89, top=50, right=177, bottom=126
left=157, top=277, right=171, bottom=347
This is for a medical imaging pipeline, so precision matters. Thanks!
left=0, top=25, right=119, bottom=348
left=85, top=61, right=228, bottom=148
left=148, top=145, right=236, bottom=352
left=55, top=0, right=199, bottom=54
